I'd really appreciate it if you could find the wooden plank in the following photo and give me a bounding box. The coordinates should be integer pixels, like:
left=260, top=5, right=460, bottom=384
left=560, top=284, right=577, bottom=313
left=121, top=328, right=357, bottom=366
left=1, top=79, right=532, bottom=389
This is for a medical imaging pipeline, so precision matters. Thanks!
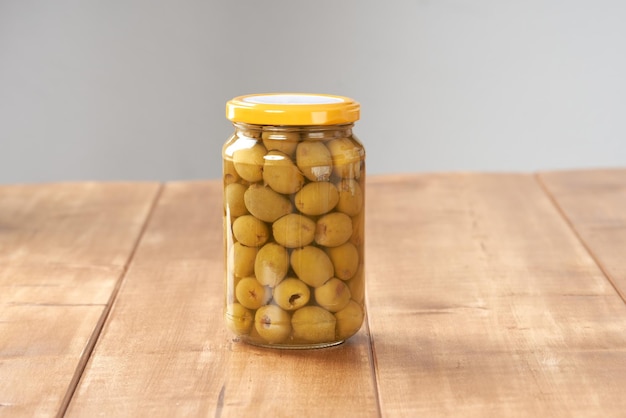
left=65, top=181, right=379, bottom=417
left=0, top=182, right=160, bottom=417
left=538, top=169, right=626, bottom=301
left=366, top=173, right=626, bottom=417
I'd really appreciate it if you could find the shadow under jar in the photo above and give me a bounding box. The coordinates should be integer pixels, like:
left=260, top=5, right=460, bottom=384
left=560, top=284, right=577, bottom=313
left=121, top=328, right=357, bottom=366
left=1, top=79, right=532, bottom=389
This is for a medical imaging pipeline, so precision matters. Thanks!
left=222, top=93, right=366, bottom=349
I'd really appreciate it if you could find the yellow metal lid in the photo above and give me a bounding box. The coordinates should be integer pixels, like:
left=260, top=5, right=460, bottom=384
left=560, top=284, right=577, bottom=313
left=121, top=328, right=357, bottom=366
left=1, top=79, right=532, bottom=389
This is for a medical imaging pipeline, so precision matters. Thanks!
left=226, top=93, right=360, bottom=126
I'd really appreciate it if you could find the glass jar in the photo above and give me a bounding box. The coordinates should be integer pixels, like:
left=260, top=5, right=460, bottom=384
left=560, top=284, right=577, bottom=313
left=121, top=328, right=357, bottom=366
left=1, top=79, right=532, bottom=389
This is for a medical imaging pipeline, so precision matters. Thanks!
left=222, top=93, right=366, bottom=349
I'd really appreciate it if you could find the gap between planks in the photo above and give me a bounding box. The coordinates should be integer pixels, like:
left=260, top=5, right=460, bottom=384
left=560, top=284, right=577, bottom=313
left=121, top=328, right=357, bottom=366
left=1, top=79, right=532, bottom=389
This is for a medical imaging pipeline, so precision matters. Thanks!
left=534, top=173, right=626, bottom=306
left=364, top=310, right=384, bottom=418
left=55, top=184, right=165, bottom=418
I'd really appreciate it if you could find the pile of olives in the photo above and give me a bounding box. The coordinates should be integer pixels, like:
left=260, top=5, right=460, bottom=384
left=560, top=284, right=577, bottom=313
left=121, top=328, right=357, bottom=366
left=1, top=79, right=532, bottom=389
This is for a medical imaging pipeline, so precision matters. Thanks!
left=223, top=127, right=365, bottom=347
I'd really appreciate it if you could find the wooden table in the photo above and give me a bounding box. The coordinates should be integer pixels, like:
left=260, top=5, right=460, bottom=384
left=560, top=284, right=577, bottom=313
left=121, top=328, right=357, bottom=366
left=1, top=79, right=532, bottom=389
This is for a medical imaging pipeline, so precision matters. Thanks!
left=2, top=169, right=626, bottom=417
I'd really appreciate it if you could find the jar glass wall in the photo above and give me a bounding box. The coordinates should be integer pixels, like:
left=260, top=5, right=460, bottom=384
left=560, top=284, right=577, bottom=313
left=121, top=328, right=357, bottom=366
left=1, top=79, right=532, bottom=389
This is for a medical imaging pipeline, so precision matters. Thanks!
left=222, top=94, right=365, bottom=349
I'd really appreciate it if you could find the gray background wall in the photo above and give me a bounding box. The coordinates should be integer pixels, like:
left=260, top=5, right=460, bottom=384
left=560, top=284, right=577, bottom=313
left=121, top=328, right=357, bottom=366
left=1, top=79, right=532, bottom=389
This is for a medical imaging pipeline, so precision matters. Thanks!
left=1, top=0, right=625, bottom=183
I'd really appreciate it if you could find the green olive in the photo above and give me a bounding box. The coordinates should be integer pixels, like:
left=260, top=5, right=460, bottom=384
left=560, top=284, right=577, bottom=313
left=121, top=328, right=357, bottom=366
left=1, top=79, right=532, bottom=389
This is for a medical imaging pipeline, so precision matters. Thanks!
left=237, top=128, right=261, bottom=139
left=223, top=160, right=241, bottom=185
left=231, top=242, right=258, bottom=278
left=325, top=242, right=359, bottom=280
left=263, top=151, right=304, bottom=194
left=232, top=215, right=269, bottom=247
left=254, top=242, right=289, bottom=287
left=273, top=278, right=311, bottom=311
left=350, top=211, right=365, bottom=247
left=315, top=212, right=353, bottom=247
left=326, top=138, right=363, bottom=179
left=314, top=278, right=351, bottom=313
left=244, top=183, right=293, bottom=223
left=262, top=130, right=299, bottom=156
left=290, top=246, right=334, bottom=288
left=335, top=300, right=364, bottom=340
left=272, top=213, right=316, bottom=248
left=255, top=305, right=292, bottom=344
left=336, top=178, right=363, bottom=216
left=235, top=277, right=271, bottom=310
left=296, top=141, right=333, bottom=181
left=224, top=182, right=249, bottom=218
left=232, top=143, right=266, bottom=182
left=224, top=303, right=254, bottom=335
left=294, top=182, right=339, bottom=216
left=291, top=306, right=336, bottom=343
left=346, top=265, right=365, bottom=303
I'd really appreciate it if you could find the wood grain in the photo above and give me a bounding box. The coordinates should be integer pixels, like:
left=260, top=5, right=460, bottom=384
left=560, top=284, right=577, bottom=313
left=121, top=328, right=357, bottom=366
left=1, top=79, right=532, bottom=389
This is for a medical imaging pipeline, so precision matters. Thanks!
left=66, top=181, right=379, bottom=417
left=0, top=183, right=160, bottom=417
left=366, top=173, right=626, bottom=417
left=538, top=169, right=626, bottom=301
left=6, top=171, right=625, bottom=417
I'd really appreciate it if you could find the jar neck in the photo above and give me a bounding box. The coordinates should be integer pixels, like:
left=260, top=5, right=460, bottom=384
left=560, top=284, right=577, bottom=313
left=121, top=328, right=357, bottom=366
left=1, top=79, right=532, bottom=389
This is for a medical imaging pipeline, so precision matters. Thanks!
left=233, top=122, right=353, bottom=141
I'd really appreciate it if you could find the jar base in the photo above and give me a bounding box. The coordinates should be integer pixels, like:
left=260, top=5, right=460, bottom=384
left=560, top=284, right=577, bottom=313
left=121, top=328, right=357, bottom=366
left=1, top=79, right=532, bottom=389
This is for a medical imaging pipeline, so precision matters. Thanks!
left=243, top=339, right=346, bottom=350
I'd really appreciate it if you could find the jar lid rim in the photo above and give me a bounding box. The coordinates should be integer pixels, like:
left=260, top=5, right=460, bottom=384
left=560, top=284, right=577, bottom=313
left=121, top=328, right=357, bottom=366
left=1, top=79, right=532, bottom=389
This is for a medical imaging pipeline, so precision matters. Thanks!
left=226, top=93, right=360, bottom=125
